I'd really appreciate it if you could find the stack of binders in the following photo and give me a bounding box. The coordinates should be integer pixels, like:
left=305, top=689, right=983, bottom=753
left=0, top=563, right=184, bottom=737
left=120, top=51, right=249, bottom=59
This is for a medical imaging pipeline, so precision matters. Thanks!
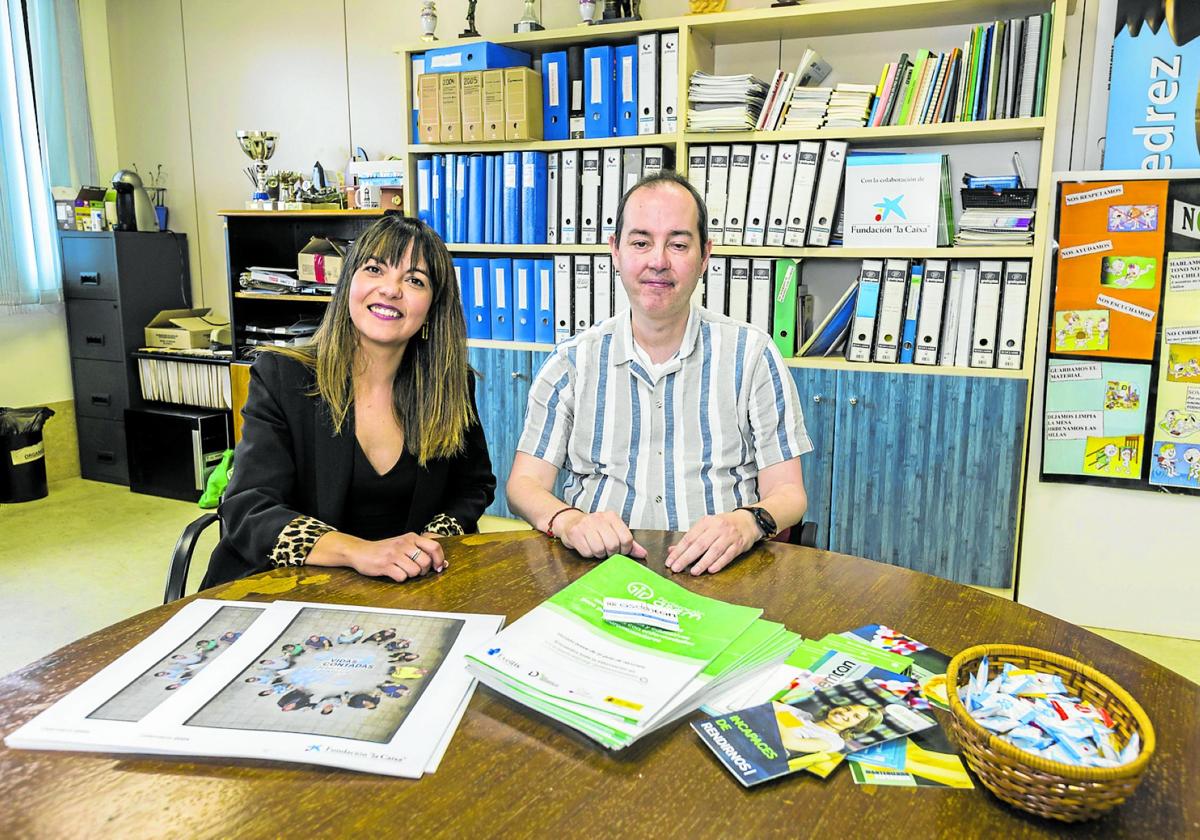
left=687, top=140, right=845, bottom=249
left=833, top=257, right=1031, bottom=369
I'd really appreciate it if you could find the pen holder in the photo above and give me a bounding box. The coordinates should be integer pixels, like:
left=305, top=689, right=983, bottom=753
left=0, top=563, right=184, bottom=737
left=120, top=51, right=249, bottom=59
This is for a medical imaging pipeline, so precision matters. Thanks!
left=946, top=644, right=1154, bottom=823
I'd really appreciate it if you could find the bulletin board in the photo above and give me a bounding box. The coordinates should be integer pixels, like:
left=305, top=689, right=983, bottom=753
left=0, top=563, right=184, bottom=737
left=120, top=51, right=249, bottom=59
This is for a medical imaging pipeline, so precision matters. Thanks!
left=1041, top=173, right=1200, bottom=495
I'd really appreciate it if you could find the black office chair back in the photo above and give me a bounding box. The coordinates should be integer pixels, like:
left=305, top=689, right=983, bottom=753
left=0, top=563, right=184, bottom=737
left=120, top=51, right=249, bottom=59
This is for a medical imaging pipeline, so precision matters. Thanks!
left=164, top=513, right=219, bottom=603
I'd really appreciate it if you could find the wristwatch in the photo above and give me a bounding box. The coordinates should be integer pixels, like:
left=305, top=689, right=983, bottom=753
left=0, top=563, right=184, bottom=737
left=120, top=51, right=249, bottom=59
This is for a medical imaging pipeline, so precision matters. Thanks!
left=736, top=506, right=778, bottom=541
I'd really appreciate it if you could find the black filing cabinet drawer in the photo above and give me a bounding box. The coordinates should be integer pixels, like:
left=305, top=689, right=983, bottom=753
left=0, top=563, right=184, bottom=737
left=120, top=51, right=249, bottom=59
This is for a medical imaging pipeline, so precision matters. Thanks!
left=61, top=234, right=119, bottom=300
left=66, top=299, right=125, bottom=361
left=72, top=359, right=131, bottom=421
left=76, top=416, right=129, bottom=484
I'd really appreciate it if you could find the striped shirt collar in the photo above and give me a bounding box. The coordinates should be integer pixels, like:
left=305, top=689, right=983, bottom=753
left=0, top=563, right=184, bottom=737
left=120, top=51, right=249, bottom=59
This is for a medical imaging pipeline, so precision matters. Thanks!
left=612, top=304, right=703, bottom=370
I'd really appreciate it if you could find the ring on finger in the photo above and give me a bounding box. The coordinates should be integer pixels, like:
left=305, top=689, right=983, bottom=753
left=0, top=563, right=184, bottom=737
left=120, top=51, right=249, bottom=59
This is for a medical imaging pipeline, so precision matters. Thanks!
left=408, top=549, right=422, bottom=562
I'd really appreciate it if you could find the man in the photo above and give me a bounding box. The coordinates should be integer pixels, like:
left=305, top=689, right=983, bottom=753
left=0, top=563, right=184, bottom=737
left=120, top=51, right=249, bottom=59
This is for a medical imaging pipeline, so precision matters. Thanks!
left=507, top=172, right=811, bottom=575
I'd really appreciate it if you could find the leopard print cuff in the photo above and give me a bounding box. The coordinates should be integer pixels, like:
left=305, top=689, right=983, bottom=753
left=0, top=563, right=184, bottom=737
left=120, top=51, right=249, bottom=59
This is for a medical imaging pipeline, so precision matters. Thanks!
left=422, top=513, right=464, bottom=537
left=270, top=514, right=334, bottom=568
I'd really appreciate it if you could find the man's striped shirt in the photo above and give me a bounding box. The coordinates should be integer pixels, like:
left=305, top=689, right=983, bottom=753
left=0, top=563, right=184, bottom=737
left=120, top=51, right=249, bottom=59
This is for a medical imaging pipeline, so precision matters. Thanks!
left=517, top=306, right=812, bottom=530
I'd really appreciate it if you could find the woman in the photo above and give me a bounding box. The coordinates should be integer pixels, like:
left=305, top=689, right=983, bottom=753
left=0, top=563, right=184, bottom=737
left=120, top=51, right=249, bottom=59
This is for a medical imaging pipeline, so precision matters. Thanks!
left=776, top=702, right=884, bottom=756
left=202, top=214, right=495, bottom=587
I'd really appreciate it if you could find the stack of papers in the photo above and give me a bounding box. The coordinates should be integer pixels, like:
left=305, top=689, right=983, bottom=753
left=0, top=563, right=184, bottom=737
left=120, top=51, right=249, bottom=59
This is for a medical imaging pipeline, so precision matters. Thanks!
left=954, top=208, right=1035, bottom=244
left=692, top=623, right=975, bottom=789
left=687, top=72, right=769, bottom=132
left=243, top=318, right=321, bottom=348
left=6, top=599, right=503, bottom=779
left=465, top=555, right=800, bottom=750
left=238, top=266, right=332, bottom=296
left=824, top=83, right=877, bottom=128
left=779, top=87, right=832, bottom=130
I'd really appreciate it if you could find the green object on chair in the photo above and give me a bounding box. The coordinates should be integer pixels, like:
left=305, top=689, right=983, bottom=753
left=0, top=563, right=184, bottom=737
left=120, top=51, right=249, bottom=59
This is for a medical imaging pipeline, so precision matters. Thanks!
left=199, top=449, right=234, bottom=509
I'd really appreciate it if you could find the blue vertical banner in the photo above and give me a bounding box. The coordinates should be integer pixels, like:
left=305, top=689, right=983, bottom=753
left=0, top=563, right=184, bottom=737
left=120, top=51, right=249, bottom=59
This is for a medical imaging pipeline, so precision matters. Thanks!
left=1104, top=5, right=1200, bottom=170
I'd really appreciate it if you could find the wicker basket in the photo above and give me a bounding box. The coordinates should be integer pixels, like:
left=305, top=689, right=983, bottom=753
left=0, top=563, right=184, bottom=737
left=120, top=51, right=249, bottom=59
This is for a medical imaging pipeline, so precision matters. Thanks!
left=946, top=644, right=1155, bottom=823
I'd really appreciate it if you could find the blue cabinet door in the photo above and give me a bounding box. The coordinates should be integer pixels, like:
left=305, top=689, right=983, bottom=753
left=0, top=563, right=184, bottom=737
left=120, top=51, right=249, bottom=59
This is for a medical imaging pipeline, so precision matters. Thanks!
left=469, top=347, right=534, bottom=518
left=789, top=367, right=837, bottom=549
left=830, top=370, right=1027, bottom=587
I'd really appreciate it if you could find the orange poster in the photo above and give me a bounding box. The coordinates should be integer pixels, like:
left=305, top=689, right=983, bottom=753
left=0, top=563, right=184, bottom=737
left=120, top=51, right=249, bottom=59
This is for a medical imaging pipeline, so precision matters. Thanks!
left=1053, top=180, right=1167, bottom=360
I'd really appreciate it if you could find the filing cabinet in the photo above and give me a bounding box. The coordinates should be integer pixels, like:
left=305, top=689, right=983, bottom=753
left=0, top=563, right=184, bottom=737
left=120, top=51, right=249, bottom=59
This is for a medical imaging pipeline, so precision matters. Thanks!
left=60, top=230, right=190, bottom=484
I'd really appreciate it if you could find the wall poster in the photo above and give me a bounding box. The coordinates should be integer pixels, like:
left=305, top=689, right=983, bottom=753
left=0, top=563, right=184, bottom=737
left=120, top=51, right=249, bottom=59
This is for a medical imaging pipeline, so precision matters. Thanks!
left=1042, top=175, right=1200, bottom=495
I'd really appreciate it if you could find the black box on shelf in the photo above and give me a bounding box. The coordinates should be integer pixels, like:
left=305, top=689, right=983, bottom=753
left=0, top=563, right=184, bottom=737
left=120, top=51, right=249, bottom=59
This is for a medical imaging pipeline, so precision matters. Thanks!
left=124, top=406, right=231, bottom=502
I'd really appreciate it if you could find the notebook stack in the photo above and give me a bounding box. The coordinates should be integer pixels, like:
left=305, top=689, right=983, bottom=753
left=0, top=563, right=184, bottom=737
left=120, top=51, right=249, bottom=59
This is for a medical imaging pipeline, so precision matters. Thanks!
left=686, top=72, right=770, bottom=132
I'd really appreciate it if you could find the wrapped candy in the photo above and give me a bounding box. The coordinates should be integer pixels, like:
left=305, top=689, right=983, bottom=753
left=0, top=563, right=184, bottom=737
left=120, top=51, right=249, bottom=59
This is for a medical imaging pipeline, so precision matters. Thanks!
left=958, top=664, right=1140, bottom=769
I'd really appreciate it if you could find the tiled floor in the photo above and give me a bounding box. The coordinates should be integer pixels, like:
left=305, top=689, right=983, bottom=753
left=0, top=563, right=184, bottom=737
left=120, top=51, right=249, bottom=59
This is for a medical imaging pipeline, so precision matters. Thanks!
left=1, top=478, right=1196, bottom=686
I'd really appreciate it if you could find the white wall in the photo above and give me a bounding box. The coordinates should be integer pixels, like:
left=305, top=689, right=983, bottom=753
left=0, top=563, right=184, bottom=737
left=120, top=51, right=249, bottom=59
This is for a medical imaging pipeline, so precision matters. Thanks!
left=1016, top=0, right=1200, bottom=640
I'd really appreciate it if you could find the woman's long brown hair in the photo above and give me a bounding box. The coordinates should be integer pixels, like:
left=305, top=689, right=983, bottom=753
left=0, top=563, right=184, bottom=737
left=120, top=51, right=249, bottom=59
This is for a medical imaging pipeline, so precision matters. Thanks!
left=266, top=214, right=472, bottom=465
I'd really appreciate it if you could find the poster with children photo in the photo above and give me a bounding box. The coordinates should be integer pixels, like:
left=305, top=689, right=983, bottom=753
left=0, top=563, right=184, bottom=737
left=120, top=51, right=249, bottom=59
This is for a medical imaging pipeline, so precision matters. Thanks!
left=1101, top=256, right=1158, bottom=289
left=1054, top=309, right=1110, bottom=352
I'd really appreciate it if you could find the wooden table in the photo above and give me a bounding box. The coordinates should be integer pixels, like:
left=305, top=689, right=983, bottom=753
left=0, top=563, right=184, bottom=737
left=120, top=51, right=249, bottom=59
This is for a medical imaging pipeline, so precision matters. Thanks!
left=1, top=532, right=1195, bottom=838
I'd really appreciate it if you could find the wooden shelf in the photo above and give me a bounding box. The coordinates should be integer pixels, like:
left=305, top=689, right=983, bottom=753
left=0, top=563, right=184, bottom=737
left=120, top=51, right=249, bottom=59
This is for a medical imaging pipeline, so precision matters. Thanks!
left=234, top=292, right=332, bottom=303
left=444, top=243, right=1035, bottom=259
left=783, top=355, right=1027, bottom=379
left=683, top=118, right=1045, bottom=147
left=397, top=17, right=686, bottom=58
left=716, top=246, right=1036, bottom=259
left=412, top=134, right=677, bottom=155
left=219, top=209, right=382, bottom=218
left=685, top=0, right=1058, bottom=44
left=468, top=338, right=554, bottom=352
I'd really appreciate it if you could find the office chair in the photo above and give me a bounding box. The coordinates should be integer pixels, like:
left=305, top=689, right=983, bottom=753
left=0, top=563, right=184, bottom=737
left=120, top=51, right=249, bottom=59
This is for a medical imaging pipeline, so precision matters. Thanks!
left=783, top=520, right=819, bottom=549
left=164, top=513, right=219, bottom=603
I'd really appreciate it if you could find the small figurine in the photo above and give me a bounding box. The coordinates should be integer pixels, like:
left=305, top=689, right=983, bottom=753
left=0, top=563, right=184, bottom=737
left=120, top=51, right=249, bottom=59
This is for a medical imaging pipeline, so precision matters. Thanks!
left=460, top=0, right=480, bottom=38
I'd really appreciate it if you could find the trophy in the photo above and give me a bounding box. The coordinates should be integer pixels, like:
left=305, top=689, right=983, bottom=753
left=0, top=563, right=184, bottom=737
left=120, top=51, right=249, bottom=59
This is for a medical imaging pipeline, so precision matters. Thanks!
left=419, top=0, right=438, bottom=42
left=514, top=0, right=545, bottom=33
left=235, top=130, right=278, bottom=202
left=460, top=0, right=480, bottom=38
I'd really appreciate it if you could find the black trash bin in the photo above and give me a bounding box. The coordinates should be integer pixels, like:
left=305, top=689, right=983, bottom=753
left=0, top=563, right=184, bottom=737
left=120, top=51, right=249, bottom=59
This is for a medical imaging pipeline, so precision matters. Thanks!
left=0, top=406, right=55, bottom=503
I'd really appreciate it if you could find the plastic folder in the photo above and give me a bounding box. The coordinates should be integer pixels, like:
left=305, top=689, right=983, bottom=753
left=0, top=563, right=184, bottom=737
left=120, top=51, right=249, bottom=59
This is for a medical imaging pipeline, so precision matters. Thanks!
left=416, top=157, right=433, bottom=229
left=430, top=155, right=445, bottom=238
left=491, top=153, right=503, bottom=244
left=502, top=151, right=521, bottom=244
left=521, top=151, right=548, bottom=245
left=454, top=154, right=469, bottom=244
left=535, top=258, right=555, bottom=344
left=615, top=43, right=638, bottom=136
left=483, top=154, right=496, bottom=244
left=466, top=258, right=491, bottom=339
left=467, top=154, right=485, bottom=244
left=444, top=153, right=457, bottom=242
left=584, top=45, right=616, bottom=139
left=899, top=262, right=924, bottom=364
left=490, top=258, right=514, bottom=341
left=542, top=51, right=569, bottom=141
left=514, top=258, right=536, bottom=342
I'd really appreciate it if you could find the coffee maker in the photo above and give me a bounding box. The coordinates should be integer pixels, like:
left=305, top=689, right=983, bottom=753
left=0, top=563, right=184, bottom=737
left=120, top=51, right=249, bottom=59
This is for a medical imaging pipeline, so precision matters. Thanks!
left=111, top=169, right=158, bottom=231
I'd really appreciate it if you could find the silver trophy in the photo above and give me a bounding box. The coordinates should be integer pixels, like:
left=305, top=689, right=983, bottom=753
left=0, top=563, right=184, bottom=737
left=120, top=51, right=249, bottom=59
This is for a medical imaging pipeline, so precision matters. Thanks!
left=515, top=0, right=545, bottom=32
left=236, top=130, right=278, bottom=201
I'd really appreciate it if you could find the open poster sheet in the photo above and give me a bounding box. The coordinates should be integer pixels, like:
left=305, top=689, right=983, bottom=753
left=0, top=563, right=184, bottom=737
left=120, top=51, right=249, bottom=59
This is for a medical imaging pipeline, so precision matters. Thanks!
left=6, top=599, right=266, bottom=754
left=137, top=601, right=503, bottom=778
left=1042, top=175, right=1200, bottom=494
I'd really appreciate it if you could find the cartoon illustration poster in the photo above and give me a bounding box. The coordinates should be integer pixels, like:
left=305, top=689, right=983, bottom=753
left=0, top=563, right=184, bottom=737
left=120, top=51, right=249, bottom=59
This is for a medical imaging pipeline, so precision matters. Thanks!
left=1148, top=186, right=1200, bottom=488
left=1053, top=180, right=1167, bottom=360
left=1043, top=360, right=1152, bottom=480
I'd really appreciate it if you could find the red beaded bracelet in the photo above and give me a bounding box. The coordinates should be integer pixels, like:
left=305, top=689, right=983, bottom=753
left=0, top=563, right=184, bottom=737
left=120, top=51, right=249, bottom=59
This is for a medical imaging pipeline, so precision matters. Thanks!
left=545, top=505, right=581, bottom=539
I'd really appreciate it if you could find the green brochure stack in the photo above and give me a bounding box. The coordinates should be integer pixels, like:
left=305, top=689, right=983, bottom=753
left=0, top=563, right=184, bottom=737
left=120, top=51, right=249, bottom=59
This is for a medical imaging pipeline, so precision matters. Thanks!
left=464, top=555, right=800, bottom=749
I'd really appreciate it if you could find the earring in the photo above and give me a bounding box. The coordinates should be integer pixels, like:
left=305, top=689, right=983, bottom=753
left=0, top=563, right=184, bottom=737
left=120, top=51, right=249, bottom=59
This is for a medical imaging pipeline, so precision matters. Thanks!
left=421, top=323, right=429, bottom=340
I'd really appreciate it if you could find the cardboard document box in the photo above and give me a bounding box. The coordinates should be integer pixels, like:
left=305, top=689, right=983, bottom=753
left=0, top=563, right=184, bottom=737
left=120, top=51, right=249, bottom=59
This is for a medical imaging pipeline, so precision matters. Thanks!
left=438, top=73, right=462, bottom=143
left=297, top=237, right=348, bottom=284
left=482, top=69, right=506, bottom=141
left=145, top=309, right=215, bottom=349
left=418, top=74, right=441, bottom=144
left=505, top=67, right=543, bottom=141
left=460, top=71, right=484, bottom=141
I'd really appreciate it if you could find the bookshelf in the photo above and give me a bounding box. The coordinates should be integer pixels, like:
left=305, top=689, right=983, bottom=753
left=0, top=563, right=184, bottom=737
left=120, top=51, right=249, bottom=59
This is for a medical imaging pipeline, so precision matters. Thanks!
left=387, top=0, right=1068, bottom=582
